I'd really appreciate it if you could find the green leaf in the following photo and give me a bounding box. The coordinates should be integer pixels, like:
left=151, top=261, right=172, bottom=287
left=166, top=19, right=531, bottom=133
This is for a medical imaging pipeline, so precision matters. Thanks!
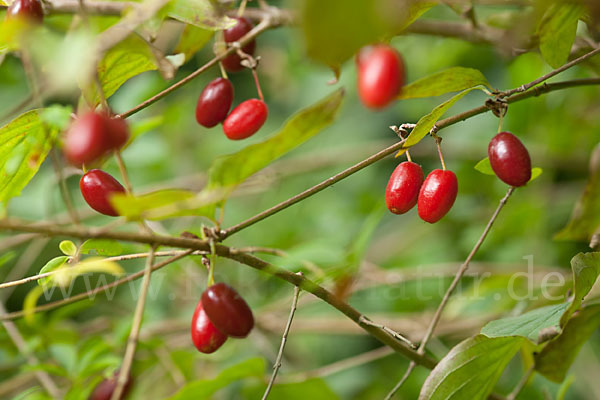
left=111, top=189, right=197, bottom=220
left=0, top=250, right=15, bottom=269
left=23, top=285, right=44, bottom=324
left=0, top=109, right=60, bottom=208
left=245, top=378, right=340, bottom=400
left=396, top=88, right=479, bottom=156
left=84, top=35, right=158, bottom=107
left=555, top=149, right=600, bottom=241
left=560, top=252, right=600, bottom=326
left=399, top=67, right=492, bottom=100
left=537, top=3, right=584, bottom=68
left=51, top=257, right=124, bottom=288
left=167, top=357, right=265, bottom=400
left=173, top=24, right=213, bottom=62
left=167, top=0, right=236, bottom=30
left=535, top=304, right=600, bottom=382
left=298, top=0, right=435, bottom=71
left=480, top=303, right=569, bottom=343
left=474, top=157, right=543, bottom=182
left=59, top=241, right=77, bottom=257
left=206, top=88, right=345, bottom=194
left=37, top=256, right=70, bottom=286
left=79, top=239, right=123, bottom=257
left=419, top=335, right=524, bottom=400
left=39, top=105, right=73, bottom=131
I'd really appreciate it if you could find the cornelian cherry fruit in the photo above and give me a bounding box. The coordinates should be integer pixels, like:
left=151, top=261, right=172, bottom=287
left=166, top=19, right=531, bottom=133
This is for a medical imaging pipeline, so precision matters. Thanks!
left=385, top=162, right=424, bottom=214
left=488, top=131, right=531, bottom=187
left=80, top=170, right=126, bottom=217
left=417, top=169, right=458, bottom=223
left=221, top=17, right=256, bottom=72
left=222, top=99, right=268, bottom=140
left=201, top=283, right=254, bottom=338
left=357, top=44, right=405, bottom=109
left=196, top=78, right=234, bottom=128
left=6, top=0, right=43, bottom=24
left=191, top=299, right=227, bottom=353
left=89, top=371, right=132, bottom=400
left=106, top=115, right=130, bottom=150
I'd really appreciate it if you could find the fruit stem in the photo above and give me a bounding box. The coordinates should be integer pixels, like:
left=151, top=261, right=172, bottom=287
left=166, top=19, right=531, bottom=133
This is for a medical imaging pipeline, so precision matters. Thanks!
left=434, top=136, right=446, bottom=170
left=207, top=240, right=216, bottom=287
left=114, top=150, right=133, bottom=194
left=219, top=62, right=228, bottom=80
left=497, top=111, right=504, bottom=133
left=237, top=0, right=248, bottom=17
left=252, top=68, right=265, bottom=102
left=405, top=150, right=412, bottom=163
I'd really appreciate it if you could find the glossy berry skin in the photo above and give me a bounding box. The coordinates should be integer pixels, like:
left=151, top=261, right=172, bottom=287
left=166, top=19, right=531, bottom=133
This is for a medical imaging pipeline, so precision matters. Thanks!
left=488, top=131, right=531, bottom=187
left=357, top=44, right=405, bottom=109
left=417, top=169, right=458, bottom=224
left=191, top=299, right=227, bottom=353
left=64, top=112, right=112, bottom=166
left=89, top=371, right=132, bottom=400
left=106, top=115, right=129, bottom=150
left=221, top=17, right=256, bottom=72
left=80, top=170, right=126, bottom=217
left=201, top=283, right=254, bottom=338
left=385, top=162, right=424, bottom=214
left=222, top=99, right=268, bottom=140
left=6, top=0, right=43, bottom=24
left=196, top=78, right=234, bottom=128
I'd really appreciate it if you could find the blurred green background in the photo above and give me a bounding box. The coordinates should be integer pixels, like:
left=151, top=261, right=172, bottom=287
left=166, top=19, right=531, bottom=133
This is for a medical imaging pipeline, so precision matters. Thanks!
left=0, top=1, right=599, bottom=399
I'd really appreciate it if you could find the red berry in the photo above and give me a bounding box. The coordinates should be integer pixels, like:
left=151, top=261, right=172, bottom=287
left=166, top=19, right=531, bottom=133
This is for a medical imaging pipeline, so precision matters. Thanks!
left=357, top=44, right=405, bottom=109
left=488, top=131, right=531, bottom=187
left=221, top=17, right=256, bottom=72
left=89, top=371, right=132, bottom=400
left=196, top=78, right=234, bottom=128
left=222, top=99, right=268, bottom=140
left=417, top=169, right=458, bottom=223
left=385, top=161, right=424, bottom=214
left=63, top=112, right=112, bottom=166
left=191, top=299, right=227, bottom=353
left=201, top=283, right=254, bottom=338
left=105, top=115, right=129, bottom=150
left=6, top=0, right=43, bottom=24
left=80, top=170, right=126, bottom=217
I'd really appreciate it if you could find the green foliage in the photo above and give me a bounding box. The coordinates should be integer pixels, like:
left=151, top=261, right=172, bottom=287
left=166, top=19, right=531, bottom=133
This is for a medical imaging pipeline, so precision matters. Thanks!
left=111, top=189, right=197, bottom=220
left=399, top=67, right=492, bottom=100
left=419, top=335, right=524, bottom=400
left=167, top=0, right=236, bottom=30
left=79, top=239, right=123, bottom=257
left=59, top=240, right=77, bottom=257
left=537, top=3, right=584, bottom=68
left=173, top=25, right=214, bottom=62
left=37, top=256, right=69, bottom=286
left=535, top=304, right=600, bottom=382
left=560, top=252, right=600, bottom=326
left=167, top=358, right=265, bottom=400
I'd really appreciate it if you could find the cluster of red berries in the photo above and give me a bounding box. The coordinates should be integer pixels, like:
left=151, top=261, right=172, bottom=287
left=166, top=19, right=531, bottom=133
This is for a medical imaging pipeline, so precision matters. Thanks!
left=4, top=0, right=43, bottom=24
left=196, top=17, right=268, bottom=140
left=191, top=283, right=254, bottom=353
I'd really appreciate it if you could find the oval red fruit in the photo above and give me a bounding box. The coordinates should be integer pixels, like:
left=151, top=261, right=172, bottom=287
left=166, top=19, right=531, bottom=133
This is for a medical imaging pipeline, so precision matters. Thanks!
left=385, top=161, right=424, bottom=214
left=106, top=116, right=129, bottom=150
left=417, top=169, right=458, bottom=223
left=89, top=371, right=132, bottom=400
left=191, top=299, right=227, bottom=353
left=357, top=44, right=405, bottom=109
left=196, top=78, right=234, bottom=128
left=63, top=112, right=112, bottom=166
left=6, top=0, right=43, bottom=24
left=221, top=17, right=256, bottom=72
left=80, top=169, right=126, bottom=217
left=201, top=283, right=254, bottom=338
left=222, top=99, right=268, bottom=140
left=488, top=131, right=531, bottom=187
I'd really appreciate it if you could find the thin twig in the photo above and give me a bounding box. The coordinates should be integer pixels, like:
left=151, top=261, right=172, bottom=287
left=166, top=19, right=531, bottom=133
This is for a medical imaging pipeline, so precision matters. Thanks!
left=111, top=245, right=156, bottom=400
left=359, top=316, right=415, bottom=348
left=507, top=366, right=534, bottom=400
left=262, top=283, right=301, bottom=400
left=384, top=361, right=416, bottom=400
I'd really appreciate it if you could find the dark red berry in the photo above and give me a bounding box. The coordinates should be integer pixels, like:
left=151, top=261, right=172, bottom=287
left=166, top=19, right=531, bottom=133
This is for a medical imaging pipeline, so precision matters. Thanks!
left=105, top=115, right=129, bottom=150
left=221, top=17, right=256, bottom=72
left=63, top=112, right=112, bottom=166
left=222, top=99, right=268, bottom=140
left=488, top=131, right=531, bottom=187
left=201, top=283, right=254, bottom=338
left=417, top=169, right=458, bottom=223
left=89, top=371, right=132, bottom=400
left=191, top=299, right=227, bottom=353
left=196, top=78, right=234, bottom=128
left=80, top=170, right=126, bottom=217
left=6, top=0, right=43, bottom=24
left=357, top=44, right=405, bottom=109
left=385, top=161, right=424, bottom=214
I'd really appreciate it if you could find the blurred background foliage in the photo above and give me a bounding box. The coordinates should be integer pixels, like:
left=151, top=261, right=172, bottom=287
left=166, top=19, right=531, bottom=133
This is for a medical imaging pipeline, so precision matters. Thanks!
left=0, top=0, right=600, bottom=399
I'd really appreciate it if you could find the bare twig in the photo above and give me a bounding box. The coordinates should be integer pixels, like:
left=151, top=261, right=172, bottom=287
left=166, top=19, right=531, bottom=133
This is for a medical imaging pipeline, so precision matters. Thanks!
left=384, top=361, right=416, bottom=400
left=359, top=316, right=416, bottom=348
left=111, top=245, right=156, bottom=400
left=262, top=284, right=301, bottom=400
left=507, top=366, right=534, bottom=400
